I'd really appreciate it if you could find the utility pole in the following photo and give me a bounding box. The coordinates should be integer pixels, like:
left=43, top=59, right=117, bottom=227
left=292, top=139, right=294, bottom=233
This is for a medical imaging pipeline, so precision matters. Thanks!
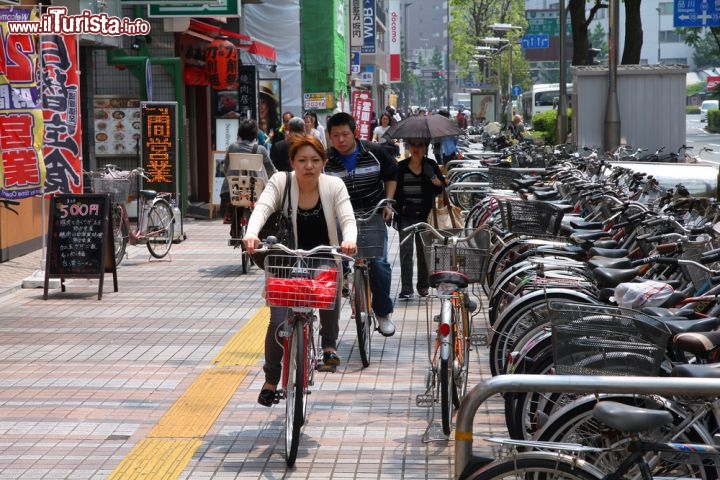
left=446, top=0, right=451, bottom=108
left=557, top=0, right=568, bottom=143
left=403, top=2, right=413, bottom=113
left=604, top=0, right=621, bottom=152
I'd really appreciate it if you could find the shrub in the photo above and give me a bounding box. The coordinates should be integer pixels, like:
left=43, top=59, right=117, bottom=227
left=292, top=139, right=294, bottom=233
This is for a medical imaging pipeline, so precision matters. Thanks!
left=708, top=109, right=720, bottom=132
left=687, top=105, right=700, bottom=114
left=530, top=108, right=573, bottom=146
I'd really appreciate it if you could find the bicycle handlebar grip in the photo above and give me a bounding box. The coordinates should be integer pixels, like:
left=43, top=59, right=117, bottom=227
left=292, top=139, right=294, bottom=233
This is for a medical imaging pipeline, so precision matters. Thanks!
left=700, top=250, right=720, bottom=265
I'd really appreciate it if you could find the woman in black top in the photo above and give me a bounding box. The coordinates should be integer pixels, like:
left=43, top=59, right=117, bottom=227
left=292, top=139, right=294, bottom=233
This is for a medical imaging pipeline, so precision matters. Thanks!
left=394, top=138, right=444, bottom=299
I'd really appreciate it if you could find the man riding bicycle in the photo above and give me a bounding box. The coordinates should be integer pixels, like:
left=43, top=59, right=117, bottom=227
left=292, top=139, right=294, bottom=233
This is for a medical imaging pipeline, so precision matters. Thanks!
left=325, top=112, right=398, bottom=337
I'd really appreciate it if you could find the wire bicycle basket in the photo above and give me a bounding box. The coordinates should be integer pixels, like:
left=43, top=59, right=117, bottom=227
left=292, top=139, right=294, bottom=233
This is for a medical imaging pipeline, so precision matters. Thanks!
left=419, top=227, right=490, bottom=284
left=548, top=301, right=671, bottom=376
left=356, top=213, right=386, bottom=259
left=498, top=199, right=565, bottom=237
left=264, top=254, right=340, bottom=310
left=89, top=170, right=136, bottom=204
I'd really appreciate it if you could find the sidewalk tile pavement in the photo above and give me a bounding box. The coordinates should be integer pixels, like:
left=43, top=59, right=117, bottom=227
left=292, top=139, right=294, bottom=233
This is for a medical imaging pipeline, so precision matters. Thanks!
left=0, top=218, right=503, bottom=479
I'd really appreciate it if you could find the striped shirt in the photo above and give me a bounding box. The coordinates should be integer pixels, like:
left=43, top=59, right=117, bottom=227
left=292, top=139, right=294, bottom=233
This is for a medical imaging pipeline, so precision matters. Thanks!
left=325, top=139, right=398, bottom=212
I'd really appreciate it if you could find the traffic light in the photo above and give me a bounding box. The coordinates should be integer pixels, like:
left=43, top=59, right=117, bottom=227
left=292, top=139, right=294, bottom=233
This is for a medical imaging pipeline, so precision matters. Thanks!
left=437, top=70, right=444, bottom=80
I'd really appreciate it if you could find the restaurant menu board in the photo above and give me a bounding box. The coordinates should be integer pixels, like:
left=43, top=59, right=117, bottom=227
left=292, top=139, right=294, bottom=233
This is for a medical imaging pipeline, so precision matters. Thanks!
left=44, top=194, right=118, bottom=300
left=93, top=96, right=141, bottom=156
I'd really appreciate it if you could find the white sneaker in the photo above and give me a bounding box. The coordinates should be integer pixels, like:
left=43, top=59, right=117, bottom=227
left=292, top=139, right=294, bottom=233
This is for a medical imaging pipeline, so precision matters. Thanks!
left=377, top=315, right=396, bottom=337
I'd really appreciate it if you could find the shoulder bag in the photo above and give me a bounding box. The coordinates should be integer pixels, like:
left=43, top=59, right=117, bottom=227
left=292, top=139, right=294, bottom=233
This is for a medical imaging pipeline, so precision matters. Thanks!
left=253, top=171, right=295, bottom=269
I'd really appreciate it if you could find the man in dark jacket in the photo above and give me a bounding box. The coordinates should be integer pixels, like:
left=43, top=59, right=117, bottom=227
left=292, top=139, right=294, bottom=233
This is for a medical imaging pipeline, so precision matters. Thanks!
left=325, top=112, right=398, bottom=337
left=269, top=117, right=305, bottom=172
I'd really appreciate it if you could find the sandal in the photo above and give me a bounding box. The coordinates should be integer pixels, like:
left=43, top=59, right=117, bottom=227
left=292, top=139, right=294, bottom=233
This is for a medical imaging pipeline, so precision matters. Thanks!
left=322, top=351, right=341, bottom=367
left=257, top=388, right=278, bottom=407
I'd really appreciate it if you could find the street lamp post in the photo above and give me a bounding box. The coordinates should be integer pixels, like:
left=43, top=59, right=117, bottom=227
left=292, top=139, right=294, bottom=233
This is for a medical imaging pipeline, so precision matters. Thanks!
left=487, top=23, right=522, bottom=127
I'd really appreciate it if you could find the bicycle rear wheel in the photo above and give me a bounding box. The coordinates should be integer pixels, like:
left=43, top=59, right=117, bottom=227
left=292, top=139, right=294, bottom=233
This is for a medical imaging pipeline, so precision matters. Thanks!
left=452, top=298, right=471, bottom=408
left=111, top=204, right=128, bottom=266
left=462, top=453, right=602, bottom=480
left=353, top=266, right=373, bottom=368
left=146, top=199, right=174, bottom=259
left=440, top=300, right=455, bottom=435
left=285, top=320, right=304, bottom=467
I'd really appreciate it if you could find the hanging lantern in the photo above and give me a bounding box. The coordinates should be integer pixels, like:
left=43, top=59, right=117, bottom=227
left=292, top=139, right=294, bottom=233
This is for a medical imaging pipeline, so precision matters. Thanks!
left=205, top=35, right=239, bottom=90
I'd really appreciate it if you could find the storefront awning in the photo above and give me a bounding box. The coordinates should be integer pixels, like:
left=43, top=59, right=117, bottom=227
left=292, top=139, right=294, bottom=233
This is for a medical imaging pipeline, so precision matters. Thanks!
left=187, top=19, right=276, bottom=64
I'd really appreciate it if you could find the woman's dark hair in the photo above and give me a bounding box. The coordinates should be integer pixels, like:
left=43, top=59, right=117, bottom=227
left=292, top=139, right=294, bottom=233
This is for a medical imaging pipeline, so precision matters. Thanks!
left=379, top=113, right=392, bottom=124
left=238, top=118, right=259, bottom=141
left=326, top=112, right=356, bottom=134
left=259, top=93, right=281, bottom=133
left=304, top=111, right=319, bottom=128
left=288, top=134, right=326, bottom=161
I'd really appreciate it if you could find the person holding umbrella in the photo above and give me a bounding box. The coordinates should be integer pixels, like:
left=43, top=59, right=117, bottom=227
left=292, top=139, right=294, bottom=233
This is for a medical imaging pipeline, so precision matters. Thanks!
left=394, top=138, right=445, bottom=299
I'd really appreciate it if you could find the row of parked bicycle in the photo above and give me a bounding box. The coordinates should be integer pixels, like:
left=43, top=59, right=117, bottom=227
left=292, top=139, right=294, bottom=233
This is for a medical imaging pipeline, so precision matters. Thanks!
left=419, top=138, right=720, bottom=479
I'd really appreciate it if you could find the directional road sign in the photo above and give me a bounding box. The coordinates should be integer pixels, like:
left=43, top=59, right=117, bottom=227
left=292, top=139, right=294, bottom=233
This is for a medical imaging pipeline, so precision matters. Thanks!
left=511, top=85, right=522, bottom=97
left=674, top=0, right=720, bottom=27
left=521, top=34, right=550, bottom=49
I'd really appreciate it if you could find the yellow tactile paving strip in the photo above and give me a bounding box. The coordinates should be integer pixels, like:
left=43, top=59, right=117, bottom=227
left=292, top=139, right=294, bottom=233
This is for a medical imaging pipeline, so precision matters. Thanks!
left=108, top=439, right=203, bottom=480
left=107, top=307, right=268, bottom=478
left=149, top=368, right=248, bottom=438
left=213, top=306, right=270, bottom=366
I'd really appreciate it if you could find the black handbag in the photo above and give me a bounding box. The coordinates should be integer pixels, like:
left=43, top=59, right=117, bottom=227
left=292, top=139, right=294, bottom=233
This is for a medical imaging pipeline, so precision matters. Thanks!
left=253, top=172, right=294, bottom=269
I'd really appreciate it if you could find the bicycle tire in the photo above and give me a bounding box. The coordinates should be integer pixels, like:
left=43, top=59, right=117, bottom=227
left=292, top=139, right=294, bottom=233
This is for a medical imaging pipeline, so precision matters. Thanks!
left=302, top=319, right=314, bottom=425
left=146, top=199, right=174, bottom=259
left=111, top=204, right=128, bottom=267
left=285, top=320, right=304, bottom=467
left=488, top=289, right=596, bottom=377
left=450, top=171, right=489, bottom=211
left=238, top=222, right=249, bottom=274
left=440, top=300, right=454, bottom=435
left=535, top=394, right=717, bottom=480
left=353, top=267, right=372, bottom=368
left=452, top=298, right=470, bottom=408
left=462, top=452, right=602, bottom=480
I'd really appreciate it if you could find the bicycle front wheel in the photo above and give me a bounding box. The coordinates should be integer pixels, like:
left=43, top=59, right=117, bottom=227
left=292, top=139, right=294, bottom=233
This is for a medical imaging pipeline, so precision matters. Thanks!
left=353, top=266, right=372, bottom=368
left=285, top=320, right=304, bottom=467
left=462, top=453, right=603, bottom=480
left=111, top=204, right=128, bottom=266
left=146, top=199, right=174, bottom=259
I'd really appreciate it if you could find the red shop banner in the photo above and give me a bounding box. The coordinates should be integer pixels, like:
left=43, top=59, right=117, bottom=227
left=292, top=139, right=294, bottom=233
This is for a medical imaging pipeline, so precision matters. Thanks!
left=351, top=90, right=373, bottom=141
left=0, top=7, right=46, bottom=200
left=41, top=34, right=82, bottom=195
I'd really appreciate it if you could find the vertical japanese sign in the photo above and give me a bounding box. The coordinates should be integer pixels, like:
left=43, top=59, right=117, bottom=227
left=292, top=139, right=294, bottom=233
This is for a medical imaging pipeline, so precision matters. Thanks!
left=349, top=0, right=363, bottom=48
left=389, top=0, right=401, bottom=82
left=140, top=102, right=177, bottom=196
left=351, top=90, right=373, bottom=141
left=362, top=0, right=376, bottom=54
left=237, top=65, right=257, bottom=120
left=0, top=7, right=45, bottom=200
left=41, top=34, right=82, bottom=195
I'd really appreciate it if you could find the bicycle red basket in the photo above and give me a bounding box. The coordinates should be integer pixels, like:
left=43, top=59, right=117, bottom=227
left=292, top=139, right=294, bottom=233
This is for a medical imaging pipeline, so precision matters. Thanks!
left=266, top=265, right=338, bottom=310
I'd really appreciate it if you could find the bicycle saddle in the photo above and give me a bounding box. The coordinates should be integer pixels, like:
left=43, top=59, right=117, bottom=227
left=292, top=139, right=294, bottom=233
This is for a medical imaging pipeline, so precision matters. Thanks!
left=593, top=267, right=639, bottom=289
left=593, top=401, right=673, bottom=433
left=587, top=247, right=629, bottom=258
left=671, top=363, right=720, bottom=379
left=429, top=270, right=469, bottom=289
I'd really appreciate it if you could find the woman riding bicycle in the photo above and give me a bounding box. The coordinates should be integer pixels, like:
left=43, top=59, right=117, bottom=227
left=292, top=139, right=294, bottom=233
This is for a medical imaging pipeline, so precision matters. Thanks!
left=243, top=135, right=357, bottom=407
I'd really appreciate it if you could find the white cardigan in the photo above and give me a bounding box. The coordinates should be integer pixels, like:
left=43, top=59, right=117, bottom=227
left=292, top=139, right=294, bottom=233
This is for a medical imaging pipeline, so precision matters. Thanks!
left=245, top=172, right=357, bottom=246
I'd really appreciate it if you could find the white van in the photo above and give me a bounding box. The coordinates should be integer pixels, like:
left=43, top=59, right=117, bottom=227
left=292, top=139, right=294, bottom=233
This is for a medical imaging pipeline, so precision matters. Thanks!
left=700, top=99, right=718, bottom=122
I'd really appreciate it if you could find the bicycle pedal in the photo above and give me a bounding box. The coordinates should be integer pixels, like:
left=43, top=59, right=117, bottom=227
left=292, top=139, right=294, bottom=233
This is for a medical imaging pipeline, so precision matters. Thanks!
left=472, top=333, right=488, bottom=346
left=416, top=394, right=434, bottom=407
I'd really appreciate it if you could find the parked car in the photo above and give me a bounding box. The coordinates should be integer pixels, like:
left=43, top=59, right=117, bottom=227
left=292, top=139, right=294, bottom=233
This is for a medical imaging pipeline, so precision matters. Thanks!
left=700, top=99, right=718, bottom=122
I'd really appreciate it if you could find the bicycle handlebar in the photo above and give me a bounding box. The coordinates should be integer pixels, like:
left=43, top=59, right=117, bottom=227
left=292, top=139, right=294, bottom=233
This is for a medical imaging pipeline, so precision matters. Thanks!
left=252, top=239, right=355, bottom=262
left=355, top=198, right=397, bottom=222
left=399, top=221, right=488, bottom=246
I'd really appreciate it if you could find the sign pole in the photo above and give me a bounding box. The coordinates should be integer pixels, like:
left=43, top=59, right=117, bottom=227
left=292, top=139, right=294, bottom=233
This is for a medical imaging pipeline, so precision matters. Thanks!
left=557, top=0, right=568, bottom=144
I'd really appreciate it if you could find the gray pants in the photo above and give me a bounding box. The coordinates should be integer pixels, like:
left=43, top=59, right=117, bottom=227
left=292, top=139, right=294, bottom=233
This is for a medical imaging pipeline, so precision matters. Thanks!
left=397, top=215, right=430, bottom=294
left=263, top=269, right=341, bottom=386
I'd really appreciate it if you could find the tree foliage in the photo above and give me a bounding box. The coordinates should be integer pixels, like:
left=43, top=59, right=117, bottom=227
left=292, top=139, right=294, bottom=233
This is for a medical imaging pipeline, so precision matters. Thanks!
left=682, top=27, right=720, bottom=69
left=588, top=22, right=608, bottom=63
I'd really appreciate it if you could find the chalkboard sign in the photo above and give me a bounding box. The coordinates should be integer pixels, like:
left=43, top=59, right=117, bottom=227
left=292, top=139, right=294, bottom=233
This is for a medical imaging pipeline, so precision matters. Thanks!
left=44, top=194, right=118, bottom=300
